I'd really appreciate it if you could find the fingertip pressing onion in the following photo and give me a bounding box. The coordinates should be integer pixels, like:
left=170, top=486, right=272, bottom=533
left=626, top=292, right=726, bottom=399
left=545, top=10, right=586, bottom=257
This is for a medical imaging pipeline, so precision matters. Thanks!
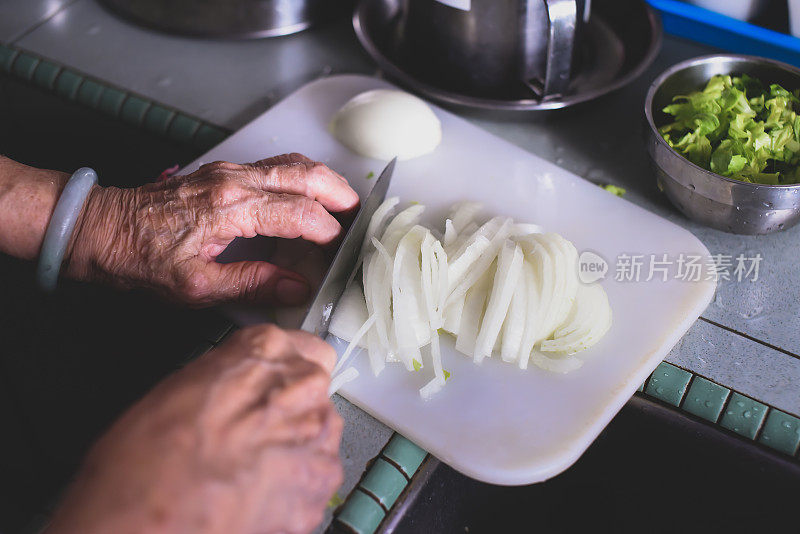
left=330, top=89, right=442, bottom=161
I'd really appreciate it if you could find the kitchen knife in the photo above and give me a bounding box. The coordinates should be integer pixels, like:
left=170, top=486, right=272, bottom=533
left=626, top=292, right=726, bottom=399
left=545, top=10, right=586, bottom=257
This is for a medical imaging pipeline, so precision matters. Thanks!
left=299, top=157, right=396, bottom=337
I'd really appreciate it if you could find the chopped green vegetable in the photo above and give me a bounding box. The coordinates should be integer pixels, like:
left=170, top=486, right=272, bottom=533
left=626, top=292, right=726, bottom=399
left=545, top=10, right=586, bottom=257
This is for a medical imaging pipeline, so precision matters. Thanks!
left=366, top=171, right=375, bottom=180
left=412, top=359, right=422, bottom=371
left=327, top=493, right=344, bottom=509
left=659, top=74, right=800, bottom=184
left=444, top=369, right=451, bottom=381
left=601, top=184, right=626, bottom=197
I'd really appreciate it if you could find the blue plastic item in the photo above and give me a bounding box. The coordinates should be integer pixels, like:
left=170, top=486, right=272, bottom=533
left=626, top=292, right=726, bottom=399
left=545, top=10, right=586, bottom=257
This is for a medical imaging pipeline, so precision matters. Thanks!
left=647, top=0, right=800, bottom=67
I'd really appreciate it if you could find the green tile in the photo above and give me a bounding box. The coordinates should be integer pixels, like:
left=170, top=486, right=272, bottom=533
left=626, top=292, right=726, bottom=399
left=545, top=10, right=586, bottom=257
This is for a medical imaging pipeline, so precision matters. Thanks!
left=637, top=382, right=644, bottom=392
left=360, top=458, right=408, bottom=509
left=194, top=124, right=229, bottom=149
left=644, top=362, right=692, bottom=407
left=76, top=79, right=104, bottom=108
left=55, top=70, right=83, bottom=100
left=382, top=434, right=427, bottom=478
left=720, top=393, right=768, bottom=439
left=167, top=114, right=201, bottom=143
left=97, top=87, right=127, bottom=116
left=32, top=60, right=60, bottom=90
left=143, top=105, right=175, bottom=135
left=758, top=410, right=800, bottom=455
left=0, top=45, right=18, bottom=72
left=336, top=489, right=384, bottom=534
left=120, top=95, right=151, bottom=126
left=682, top=376, right=729, bottom=422
left=11, top=52, right=39, bottom=80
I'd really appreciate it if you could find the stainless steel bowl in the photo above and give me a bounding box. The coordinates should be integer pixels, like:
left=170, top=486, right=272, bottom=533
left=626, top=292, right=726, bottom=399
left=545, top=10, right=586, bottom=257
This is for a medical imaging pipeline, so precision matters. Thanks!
left=645, top=54, right=800, bottom=235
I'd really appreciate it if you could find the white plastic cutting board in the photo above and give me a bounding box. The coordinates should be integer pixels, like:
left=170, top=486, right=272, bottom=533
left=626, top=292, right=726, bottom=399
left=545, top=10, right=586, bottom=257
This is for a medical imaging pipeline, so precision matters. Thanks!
left=181, top=75, right=715, bottom=486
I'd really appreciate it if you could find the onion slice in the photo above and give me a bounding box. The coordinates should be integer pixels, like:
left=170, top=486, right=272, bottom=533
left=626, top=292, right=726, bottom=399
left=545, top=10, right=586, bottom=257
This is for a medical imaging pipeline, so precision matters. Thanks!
left=327, top=199, right=612, bottom=399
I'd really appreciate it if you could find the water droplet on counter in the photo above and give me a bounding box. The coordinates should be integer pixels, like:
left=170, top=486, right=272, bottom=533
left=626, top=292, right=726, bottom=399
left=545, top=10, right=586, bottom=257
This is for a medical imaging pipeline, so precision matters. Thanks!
left=744, top=410, right=752, bottom=418
left=704, top=400, right=713, bottom=408
left=779, top=223, right=785, bottom=229
left=656, top=387, right=664, bottom=394
left=737, top=401, right=745, bottom=407
left=688, top=184, right=696, bottom=190
left=763, top=201, right=773, bottom=208
left=738, top=305, right=764, bottom=320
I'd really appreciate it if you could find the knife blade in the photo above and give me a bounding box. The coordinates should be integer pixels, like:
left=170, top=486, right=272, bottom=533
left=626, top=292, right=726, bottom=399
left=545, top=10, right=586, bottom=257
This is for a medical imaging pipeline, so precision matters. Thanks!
left=299, top=157, right=396, bottom=337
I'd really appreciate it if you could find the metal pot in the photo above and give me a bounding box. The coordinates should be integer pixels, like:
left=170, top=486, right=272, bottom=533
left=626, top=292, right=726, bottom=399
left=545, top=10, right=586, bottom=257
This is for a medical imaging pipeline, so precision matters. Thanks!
left=98, top=0, right=352, bottom=39
left=395, top=0, right=588, bottom=100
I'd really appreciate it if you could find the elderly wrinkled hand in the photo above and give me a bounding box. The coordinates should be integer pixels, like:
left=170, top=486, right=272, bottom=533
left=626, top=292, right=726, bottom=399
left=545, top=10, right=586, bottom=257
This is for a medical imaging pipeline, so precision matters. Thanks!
left=46, top=324, right=344, bottom=534
left=64, top=153, right=359, bottom=306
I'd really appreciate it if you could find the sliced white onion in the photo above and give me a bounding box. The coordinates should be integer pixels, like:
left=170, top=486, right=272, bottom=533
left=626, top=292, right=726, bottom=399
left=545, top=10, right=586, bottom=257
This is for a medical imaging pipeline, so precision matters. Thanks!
left=455, top=265, right=493, bottom=357
left=333, top=314, right=376, bottom=376
left=517, top=260, right=540, bottom=369
left=392, top=226, right=431, bottom=369
left=530, top=352, right=583, bottom=373
left=329, top=283, right=369, bottom=345
left=380, top=204, right=425, bottom=254
left=443, top=219, right=457, bottom=247
left=448, top=201, right=483, bottom=233
left=500, top=257, right=528, bottom=364
left=328, top=200, right=612, bottom=399
left=328, top=367, right=360, bottom=396
left=474, top=240, right=523, bottom=363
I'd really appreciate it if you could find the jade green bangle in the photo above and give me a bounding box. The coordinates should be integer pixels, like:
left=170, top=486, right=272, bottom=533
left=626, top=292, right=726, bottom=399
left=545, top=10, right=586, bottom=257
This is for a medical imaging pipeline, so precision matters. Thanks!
left=37, top=167, right=98, bottom=292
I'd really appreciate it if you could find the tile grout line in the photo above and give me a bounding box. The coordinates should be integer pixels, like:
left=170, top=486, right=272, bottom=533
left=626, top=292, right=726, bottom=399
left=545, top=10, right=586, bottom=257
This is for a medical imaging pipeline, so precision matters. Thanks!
left=752, top=406, right=771, bottom=443
left=716, top=389, right=735, bottom=427
left=677, top=373, right=697, bottom=411
left=698, top=316, right=800, bottom=361
left=138, top=99, right=154, bottom=125
left=161, top=108, right=179, bottom=137
left=71, top=71, right=88, bottom=102
left=10, top=0, right=83, bottom=45
left=357, top=486, right=389, bottom=513
left=714, top=387, right=732, bottom=425
left=379, top=455, right=411, bottom=482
